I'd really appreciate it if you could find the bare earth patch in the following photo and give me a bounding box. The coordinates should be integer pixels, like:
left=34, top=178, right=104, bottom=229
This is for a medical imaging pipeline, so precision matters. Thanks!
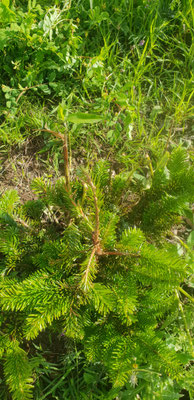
left=0, top=136, right=52, bottom=202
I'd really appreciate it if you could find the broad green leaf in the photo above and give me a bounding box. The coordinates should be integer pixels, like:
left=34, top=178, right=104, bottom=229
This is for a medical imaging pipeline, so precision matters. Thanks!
left=127, top=124, right=133, bottom=140
left=0, top=3, right=15, bottom=23
left=40, top=84, right=51, bottom=94
left=66, top=112, right=104, bottom=124
left=58, top=104, right=65, bottom=121
left=6, top=101, right=12, bottom=108
left=187, top=231, right=194, bottom=248
left=2, top=0, right=9, bottom=7
left=2, top=84, right=11, bottom=92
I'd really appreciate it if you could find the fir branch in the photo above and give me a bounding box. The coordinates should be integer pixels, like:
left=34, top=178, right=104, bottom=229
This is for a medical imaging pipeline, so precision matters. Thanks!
left=67, top=190, right=92, bottom=228
left=91, top=283, right=116, bottom=315
left=80, top=247, right=97, bottom=291
left=138, top=334, right=182, bottom=379
left=4, top=341, right=34, bottom=400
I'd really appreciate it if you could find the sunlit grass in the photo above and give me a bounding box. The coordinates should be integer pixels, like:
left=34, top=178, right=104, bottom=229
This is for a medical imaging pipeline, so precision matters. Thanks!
left=0, top=0, right=193, bottom=173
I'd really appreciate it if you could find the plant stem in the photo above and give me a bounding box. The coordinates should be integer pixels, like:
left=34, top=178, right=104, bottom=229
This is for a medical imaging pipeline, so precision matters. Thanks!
left=34, top=128, right=64, bottom=140
left=175, top=290, right=194, bottom=355
left=178, top=286, right=194, bottom=304
left=16, top=84, right=47, bottom=103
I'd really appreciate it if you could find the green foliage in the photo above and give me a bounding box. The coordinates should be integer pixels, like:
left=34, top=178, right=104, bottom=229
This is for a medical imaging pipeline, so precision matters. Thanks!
left=4, top=341, right=34, bottom=400
left=0, top=1, right=80, bottom=108
left=0, top=0, right=193, bottom=399
left=0, top=147, right=193, bottom=399
left=131, top=147, right=194, bottom=235
left=0, top=0, right=193, bottom=147
left=23, top=200, right=45, bottom=219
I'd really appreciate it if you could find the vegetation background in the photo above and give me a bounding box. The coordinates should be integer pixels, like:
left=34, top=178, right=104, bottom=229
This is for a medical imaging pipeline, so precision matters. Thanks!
left=0, top=0, right=193, bottom=399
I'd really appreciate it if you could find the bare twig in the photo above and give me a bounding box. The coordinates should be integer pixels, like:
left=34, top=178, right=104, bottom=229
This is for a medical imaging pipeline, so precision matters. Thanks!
left=16, top=84, right=47, bottom=103
left=34, top=128, right=64, bottom=140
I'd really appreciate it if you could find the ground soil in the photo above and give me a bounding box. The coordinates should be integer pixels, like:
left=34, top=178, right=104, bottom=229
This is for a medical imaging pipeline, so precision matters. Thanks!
left=0, top=135, right=56, bottom=202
